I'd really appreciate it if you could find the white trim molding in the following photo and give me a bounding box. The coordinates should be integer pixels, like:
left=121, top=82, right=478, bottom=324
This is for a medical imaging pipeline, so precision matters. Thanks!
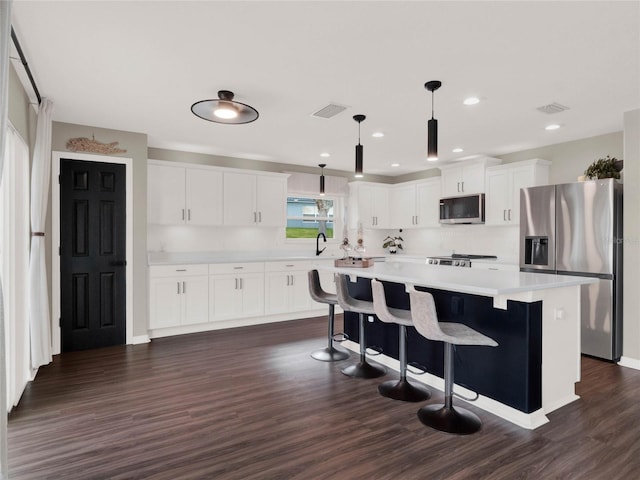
left=618, top=356, right=640, bottom=371
left=51, top=151, right=134, bottom=354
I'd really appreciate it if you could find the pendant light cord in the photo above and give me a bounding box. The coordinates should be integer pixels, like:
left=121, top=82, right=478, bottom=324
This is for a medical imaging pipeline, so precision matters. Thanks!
left=431, top=90, right=435, bottom=120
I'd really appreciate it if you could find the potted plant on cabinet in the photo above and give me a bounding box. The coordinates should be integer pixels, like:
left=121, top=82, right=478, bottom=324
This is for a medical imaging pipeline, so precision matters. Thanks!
left=382, top=230, right=404, bottom=254
left=584, top=156, right=623, bottom=180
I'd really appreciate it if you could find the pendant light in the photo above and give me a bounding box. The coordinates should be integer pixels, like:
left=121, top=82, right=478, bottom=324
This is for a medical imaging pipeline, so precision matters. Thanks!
left=191, top=90, right=259, bottom=124
left=353, top=114, right=366, bottom=178
left=318, top=163, right=326, bottom=196
left=425, top=80, right=442, bottom=161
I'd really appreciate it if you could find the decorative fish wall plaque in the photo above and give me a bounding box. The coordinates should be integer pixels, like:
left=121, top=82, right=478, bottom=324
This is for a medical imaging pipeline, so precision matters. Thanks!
left=66, top=135, right=127, bottom=154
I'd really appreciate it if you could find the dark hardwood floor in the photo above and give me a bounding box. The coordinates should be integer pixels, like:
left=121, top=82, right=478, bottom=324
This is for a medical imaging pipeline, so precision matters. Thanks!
left=8, top=315, right=640, bottom=480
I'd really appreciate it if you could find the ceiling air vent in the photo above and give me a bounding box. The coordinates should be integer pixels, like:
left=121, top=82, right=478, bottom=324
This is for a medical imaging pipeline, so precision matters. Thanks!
left=311, top=103, right=348, bottom=119
left=536, top=102, right=570, bottom=114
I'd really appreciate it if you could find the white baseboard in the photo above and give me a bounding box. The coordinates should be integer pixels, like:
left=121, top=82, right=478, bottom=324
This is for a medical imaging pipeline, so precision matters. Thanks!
left=618, top=356, right=640, bottom=370
left=131, top=335, right=151, bottom=345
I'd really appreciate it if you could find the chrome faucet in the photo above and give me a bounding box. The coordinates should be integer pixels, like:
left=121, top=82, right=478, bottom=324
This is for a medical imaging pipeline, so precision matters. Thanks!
left=316, top=232, right=327, bottom=256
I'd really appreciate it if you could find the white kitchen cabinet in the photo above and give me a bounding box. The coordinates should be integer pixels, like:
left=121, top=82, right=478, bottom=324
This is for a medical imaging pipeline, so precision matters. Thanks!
left=149, top=265, right=209, bottom=329
left=264, top=261, right=320, bottom=314
left=440, top=157, right=501, bottom=197
left=209, top=262, right=265, bottom=322
left=485, top=159, right=550, bottom=226
left=390, top=178, right=441, bottom=228
left=148, top=162, right=223, bottom=226
left=349, top=182, right=390, bottom=229
left=223, top=172, right=287, bottom=227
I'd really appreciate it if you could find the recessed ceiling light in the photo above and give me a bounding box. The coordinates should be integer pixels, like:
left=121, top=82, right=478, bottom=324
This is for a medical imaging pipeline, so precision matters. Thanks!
left=320, top=152, right=330, bottom=157
left=545, top=124, right=561, bottom=130
left=372, top=132, right=385, bottom=138
left=463, top=97, right=480, bottom=106
left=452, top=148, right=464, bottom=153
left=391, top=163, right=400, bottom=167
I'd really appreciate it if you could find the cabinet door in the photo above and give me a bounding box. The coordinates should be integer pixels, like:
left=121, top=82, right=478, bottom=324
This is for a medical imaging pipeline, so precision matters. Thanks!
left=186, top=169, right=223, bottom=226
left=441, top=167, right=463, bottom=197
left=149, top=277, right=182, bottom=328
left=485, top=170, right=510, bottom=225
left=264, top=272, right=290, bottom=314
left=509, top=168, right=534, bottom=225
left=416, top=181, right=441, bottom=227
left=182, top=276, right=209, bottom=325
left=460, top=163, right=486, bottom=194
left=239, top=273, right=265, bottom=318
left=223, top=172, right=257, bottom=226
left=373, top=186, right=390, bottom=228
left=256, top=176, right=286, bottom=227
left=148, top=164, right=186, bottom=225
left=289, top=271, right=311, bottom=312
left=357, top=185, right=376, bottom=228
left=391, top=184, right=416, bottom=228
left=210, top=276, right=241, bottom=321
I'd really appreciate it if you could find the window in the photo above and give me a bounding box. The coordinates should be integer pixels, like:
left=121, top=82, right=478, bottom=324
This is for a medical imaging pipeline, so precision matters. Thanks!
left=286, top=196, right=335, bottom=239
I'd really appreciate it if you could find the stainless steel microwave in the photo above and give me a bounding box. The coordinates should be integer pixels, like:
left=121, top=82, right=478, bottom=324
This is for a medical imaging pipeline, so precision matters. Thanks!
left=439, top=193, right=485, bottom=224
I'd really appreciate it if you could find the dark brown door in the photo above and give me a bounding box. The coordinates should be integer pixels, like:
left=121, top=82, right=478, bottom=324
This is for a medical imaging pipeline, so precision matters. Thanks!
left=60, top=159, right=126, bottom=351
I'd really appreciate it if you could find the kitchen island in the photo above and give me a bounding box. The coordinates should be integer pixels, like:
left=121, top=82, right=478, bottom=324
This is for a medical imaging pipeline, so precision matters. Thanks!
left=318, top=262, right=597, bottom=429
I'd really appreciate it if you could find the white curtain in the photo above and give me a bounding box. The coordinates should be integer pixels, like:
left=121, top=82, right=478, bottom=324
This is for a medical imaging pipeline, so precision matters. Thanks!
left=1, top=1, right=14, bottom=477
left=29, top=98, right=54, bottom=370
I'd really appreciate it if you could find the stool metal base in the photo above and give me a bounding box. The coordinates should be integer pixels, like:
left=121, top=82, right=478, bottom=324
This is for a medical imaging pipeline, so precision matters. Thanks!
left=417, top=404, right=482, bottom=435
left=378, top=379, right=431, bottom=402
left=311, top=346, right=350, bottom=362
left=341, top=361, right=386, bottom=379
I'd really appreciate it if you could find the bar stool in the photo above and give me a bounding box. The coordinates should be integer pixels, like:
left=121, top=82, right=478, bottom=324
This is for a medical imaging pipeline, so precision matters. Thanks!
left=370, top=279, right=431, bottom=402
left=409, top=288, right=498, bottom=435
left=335, top=273, right=386, bottom=379
left=307, top=270, right=350, bottom=362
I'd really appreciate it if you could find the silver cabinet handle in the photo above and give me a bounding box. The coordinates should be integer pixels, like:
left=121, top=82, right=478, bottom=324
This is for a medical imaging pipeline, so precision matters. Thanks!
left=290, top=275, right=294, bottom=286
left=253, top=212, right=257, bottom=223
left=508, top=209, right=512, bottom=221
left=503, top=209, right=507, bottom=221
left=233, top=266, right=244, bottom=270
left=182, top=209, right=185, bottom=220
left=188, top=209, right=191, bottom=221
left=182, top=281, right=186, bottom=294
left=240, top=278, right=243, bottom=289
left=176, top=269, right=187, bottom=272
left=258, top=211, right=262, bottom=223
left=461, top=181, right=464, bottom=192
left=235, top=278, right=238, bottom=290
left=177, top=282, right=180, bottom=294
left=286, top=275, right=289, bottom=286
left=457, top=182, right=460, bottom=192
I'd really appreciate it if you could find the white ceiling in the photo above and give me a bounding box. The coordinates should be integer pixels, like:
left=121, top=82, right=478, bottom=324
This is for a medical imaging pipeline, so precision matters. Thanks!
left=10, top=1, right=640, bottom=177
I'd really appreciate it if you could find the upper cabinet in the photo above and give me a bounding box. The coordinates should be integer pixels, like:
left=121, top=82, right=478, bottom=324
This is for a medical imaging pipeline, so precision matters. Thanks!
left=439, top=157, right=502, bottom=197
left=349, top=182, right=391, bottom=229
left=148, top=160, right=288, bottom=228
left=485, top=159, right=550, bottom=226
left=148, top=162, right=223, bottom=226
left=390, top=178, right=441, bottom=229
left=223, top=172, right=287, bottom=227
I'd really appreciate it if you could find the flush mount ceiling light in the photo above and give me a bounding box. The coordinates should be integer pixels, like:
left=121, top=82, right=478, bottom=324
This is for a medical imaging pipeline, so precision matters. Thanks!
left=319, top=163, right=326, bottom=196
left=320, top=152, right=330, bottom=158
left=191, top=90, right=259, bottom=124
left=372, top=132, right=385, bottom=138
left=463, top=96, right=480, bottom=106
left=353, top=114, right=366, bottom=178
left=425, top=80, right=442, bottom=161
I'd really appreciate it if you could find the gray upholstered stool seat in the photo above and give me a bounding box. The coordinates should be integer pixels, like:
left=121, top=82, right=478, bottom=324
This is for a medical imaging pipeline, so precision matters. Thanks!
left=371, top=279, right=431, bottom=402
left=409, top=288, right=498, bottom=434
left=336, top=273, right=386, bottom=379
left=308, top=270, right=350, bottom=362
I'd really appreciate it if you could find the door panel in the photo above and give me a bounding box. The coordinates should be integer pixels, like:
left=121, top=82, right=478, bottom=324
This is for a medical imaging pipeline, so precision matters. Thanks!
left=60, top=159, right=126, bottom=351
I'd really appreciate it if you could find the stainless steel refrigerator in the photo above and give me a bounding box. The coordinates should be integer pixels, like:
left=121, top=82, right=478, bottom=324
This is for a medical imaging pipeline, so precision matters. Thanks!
left=520, top=179, right=623, bottom=361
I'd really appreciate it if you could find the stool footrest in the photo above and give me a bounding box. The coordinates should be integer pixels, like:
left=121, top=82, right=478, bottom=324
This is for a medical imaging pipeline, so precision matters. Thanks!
left=365, top=345, right=383, bottom=356
left=332, top=332, right=349, bottom=343
left=453, top=390, right=479, bottom=402
left=407, top=362, right=428, bottom=375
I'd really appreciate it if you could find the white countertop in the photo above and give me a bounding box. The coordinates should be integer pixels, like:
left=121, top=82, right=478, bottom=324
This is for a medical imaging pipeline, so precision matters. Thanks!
left=148, top=251, right=344, bottom=266
left=318, top=261, right=597, bottom=297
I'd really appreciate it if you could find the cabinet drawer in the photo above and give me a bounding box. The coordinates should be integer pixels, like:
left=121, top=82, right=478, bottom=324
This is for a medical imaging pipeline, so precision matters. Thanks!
left=208, top=262, right=265, bottom=275
left=264, top=260, right=314, bottom=272
left=150, top=264, right=209, bottom=278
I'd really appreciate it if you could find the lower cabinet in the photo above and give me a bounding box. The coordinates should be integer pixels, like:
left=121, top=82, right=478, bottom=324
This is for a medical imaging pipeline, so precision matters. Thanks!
left=209, top=262, right=265, bottom=322
left=149, top=265, right=209, bottom=329
left=265, top=263, right=312, bottom=314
